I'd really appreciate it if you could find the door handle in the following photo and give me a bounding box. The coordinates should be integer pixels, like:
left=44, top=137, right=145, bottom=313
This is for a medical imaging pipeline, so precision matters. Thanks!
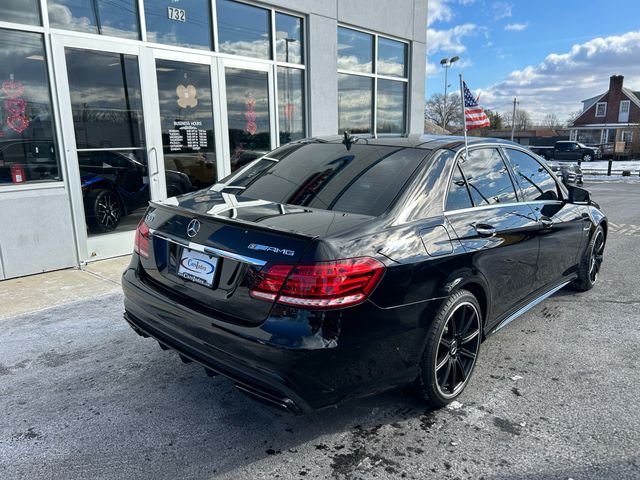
left=540, top=216, right=553, bottom=229
left=149, top=146, right=159, bottom=177
left=474, top=224, right=496, bottom=237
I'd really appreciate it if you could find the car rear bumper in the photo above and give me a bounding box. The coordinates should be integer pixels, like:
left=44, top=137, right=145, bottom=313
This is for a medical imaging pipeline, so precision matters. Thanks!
left=122, top=259, right=429, bottom=413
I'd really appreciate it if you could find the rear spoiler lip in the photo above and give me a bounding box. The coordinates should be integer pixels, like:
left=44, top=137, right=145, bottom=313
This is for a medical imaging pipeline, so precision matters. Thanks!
left=148, top=200, right=319, bottom=242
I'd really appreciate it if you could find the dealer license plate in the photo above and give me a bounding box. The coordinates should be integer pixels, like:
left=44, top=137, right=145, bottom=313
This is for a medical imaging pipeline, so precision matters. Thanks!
left=177, top=249, right=218, bottom=287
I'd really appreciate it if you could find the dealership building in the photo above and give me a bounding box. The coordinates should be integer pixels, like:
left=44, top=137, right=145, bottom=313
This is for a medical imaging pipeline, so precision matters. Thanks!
left=0, top=0, right=427, bottom=280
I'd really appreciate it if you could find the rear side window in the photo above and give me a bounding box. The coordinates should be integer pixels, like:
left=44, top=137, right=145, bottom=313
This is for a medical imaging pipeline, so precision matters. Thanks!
left=459, top=148, right=517, bottom=206
left=445, top=164, right=473, bottom=211
left=504, top=148, right=559, bottom=202
left=221, top=143, right=429, bottom=216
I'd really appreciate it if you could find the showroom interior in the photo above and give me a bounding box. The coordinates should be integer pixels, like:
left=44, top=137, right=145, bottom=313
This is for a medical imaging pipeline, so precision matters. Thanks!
left=0, top=0, right=427, bottom=280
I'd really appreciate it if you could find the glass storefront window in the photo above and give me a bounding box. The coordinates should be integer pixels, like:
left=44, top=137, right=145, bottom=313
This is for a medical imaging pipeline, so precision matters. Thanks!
left=338, top=74, right=372, bottom=135
left=217, top=0, right=271, bottom=59
left=155, top=60, right=216, bottom=191
left=0, top=29, right=60, bottom=186
left=145, top=0, right=212, bottom=50
left=337, top=27, right=373, bottom=73
left=277, top=67, right=304, bottom=143
left=4, top=0, right=42, bottom=25
left=275, top=13, right=303, bottom=64
left=47, top=0, right=140, bottom=39
left=377, top=37, right=407, bottom=78
left=377, top=79, right=406, bottom=134
left=225, top=67, right=271, bottom=171
left=337, top=27, right=408, bottom=135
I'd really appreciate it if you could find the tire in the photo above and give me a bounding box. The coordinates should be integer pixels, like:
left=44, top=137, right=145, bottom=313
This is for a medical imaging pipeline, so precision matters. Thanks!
left=414, top=289, right=482, bottom=408
left=85, top=189, right=122, bottom=233
left=572, top=225, right=605, bottom=291
left=582, top=153, right=593, bottom=162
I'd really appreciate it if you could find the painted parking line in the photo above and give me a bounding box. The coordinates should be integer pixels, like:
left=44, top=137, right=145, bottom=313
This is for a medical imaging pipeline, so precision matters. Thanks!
left=608, top=222, right=640, bottom=237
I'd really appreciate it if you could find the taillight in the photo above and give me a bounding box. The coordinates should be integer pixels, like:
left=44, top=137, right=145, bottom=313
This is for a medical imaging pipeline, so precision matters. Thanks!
left=250, top=257, right=385, bottom=309
left=134, top=218, right=150, bottom=258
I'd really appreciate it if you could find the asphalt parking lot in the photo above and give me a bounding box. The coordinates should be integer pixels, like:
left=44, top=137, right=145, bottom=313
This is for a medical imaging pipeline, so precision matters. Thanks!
left=1, top=180, right=639, bottom=480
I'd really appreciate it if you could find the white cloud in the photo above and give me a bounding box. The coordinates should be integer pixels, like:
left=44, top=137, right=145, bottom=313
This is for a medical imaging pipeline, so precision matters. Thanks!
left=480, top=31, right=640, bottom=123
left=425, top=62, right=439, bottom=78
left=427, top=23, right=481, bottom=55
left=492, top=2, right=513, bottom=20
left=504, top=22, right=528, bottom=31
left=427, top=0, right=455, bottom=26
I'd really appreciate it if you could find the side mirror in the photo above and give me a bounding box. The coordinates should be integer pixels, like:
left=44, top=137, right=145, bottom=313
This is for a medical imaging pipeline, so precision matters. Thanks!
left=568, top=185, right=590, bottom=204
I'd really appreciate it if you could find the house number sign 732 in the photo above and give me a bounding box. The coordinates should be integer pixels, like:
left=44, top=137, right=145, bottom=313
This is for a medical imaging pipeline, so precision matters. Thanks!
left=167, top=6, right=186, bottom=22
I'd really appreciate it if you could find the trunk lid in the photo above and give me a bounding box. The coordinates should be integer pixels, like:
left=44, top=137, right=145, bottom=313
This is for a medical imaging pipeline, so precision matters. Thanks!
left=138, top=189, right=373, bottom=324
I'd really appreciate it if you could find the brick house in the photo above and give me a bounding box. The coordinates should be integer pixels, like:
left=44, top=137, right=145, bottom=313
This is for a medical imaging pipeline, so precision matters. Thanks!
left=570, top=75, right=640, bottom=155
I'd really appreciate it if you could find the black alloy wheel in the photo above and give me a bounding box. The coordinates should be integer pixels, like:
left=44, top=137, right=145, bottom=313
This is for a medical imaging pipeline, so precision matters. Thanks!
left=87, top=189, right=122, bottom=233
left=588, top=229, right=605, bottom=284
left=573, top=225, right=605, bottom=291
left=414, top=289, right=482, bottom=408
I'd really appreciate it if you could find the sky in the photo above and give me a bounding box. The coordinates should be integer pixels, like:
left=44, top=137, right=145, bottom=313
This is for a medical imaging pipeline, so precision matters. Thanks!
left=426, top=0, right=640, bottom=124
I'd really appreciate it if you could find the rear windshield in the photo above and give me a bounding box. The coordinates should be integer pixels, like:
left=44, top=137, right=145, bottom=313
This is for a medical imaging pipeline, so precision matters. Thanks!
left=219, top=143, right=429, bottom=216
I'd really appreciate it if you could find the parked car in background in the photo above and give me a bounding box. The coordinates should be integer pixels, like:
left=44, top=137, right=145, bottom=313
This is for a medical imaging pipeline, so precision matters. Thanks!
left=545, top=160, right=583, bottom=186
left=79, top=151, right=192, bottom=233
left=121, top=135, right=607, bottom=413
left=530, top=141, right=601, bottom=162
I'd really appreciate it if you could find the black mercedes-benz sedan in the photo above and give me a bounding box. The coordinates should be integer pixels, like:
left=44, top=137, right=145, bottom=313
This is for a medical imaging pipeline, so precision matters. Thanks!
left=121, top=135, right=607, bottom=414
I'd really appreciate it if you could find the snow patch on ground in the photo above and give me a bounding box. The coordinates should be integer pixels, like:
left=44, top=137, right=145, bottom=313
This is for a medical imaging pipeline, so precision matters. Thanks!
left=583, top=160, right=640, bottom=171
left=584, top=175, right=640, bottom=183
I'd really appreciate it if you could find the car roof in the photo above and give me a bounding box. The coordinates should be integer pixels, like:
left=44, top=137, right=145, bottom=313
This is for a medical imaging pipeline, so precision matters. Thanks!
left=298, top=134, right=523, bottom=152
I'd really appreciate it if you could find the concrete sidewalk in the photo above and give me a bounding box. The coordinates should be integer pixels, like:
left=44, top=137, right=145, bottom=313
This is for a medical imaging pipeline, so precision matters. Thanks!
left=0, top=256, right=130, bottom=320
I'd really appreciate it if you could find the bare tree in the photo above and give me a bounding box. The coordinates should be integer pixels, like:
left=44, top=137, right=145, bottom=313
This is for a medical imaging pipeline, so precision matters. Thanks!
left=542, top=113, right=561, bottom=129
left=565, top=109, right=583, bottom=126
left=504, top=108, right=532, bottom=131
left=424, top=93, right=462, bottom=132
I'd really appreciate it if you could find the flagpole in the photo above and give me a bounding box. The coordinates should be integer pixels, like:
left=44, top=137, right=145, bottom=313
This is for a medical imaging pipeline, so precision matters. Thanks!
left=458, top=73, right=469, bottom=161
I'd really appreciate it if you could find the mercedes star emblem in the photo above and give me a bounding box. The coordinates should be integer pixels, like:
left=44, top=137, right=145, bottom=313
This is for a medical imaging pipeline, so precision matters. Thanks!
left=186, top=219, right=200, bottom=238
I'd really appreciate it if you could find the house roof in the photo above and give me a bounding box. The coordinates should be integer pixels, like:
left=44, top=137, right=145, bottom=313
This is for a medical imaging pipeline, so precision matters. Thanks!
left=424, top=119, right=450, bottom=135
left=622, top=87, right=640, bottom=109
left=573, top=85, right=640, bottom=125
left=474, top=128, right=561, bottom=138
left=582, top=94, right=603, bottom=111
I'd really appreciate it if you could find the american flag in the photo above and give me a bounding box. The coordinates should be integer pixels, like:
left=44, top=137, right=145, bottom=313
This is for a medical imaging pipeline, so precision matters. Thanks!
left=463, top=81, right=490, bottom=129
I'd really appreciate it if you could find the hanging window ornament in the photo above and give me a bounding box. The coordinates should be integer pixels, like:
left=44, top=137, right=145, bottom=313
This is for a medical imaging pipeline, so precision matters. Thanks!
left=5, top=98, right=26, bottom=116
left=176, top=84, right=198, bottom=108
left=7, top=115, right=29, bottom=134
left=2, top=79, right=25, bottom=99
left=244, top=93, right=258, bottom=136
left=3, top=75, right=29, bottom=134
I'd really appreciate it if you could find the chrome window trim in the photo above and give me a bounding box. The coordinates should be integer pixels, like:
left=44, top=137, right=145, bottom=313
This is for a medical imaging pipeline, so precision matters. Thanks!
left=442, top=142, right=567, bottom=215
left=149, top=228, right=267, bottom=266
left=444, top=200, right=563, bottom=216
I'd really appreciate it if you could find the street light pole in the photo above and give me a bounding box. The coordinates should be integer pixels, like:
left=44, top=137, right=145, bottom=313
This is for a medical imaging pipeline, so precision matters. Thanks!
left=440, top=56, right=459, bottom=130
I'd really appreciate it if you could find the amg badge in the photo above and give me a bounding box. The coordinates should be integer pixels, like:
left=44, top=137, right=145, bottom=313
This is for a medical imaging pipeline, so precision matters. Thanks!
left=248, top=243, right=295, bottom=256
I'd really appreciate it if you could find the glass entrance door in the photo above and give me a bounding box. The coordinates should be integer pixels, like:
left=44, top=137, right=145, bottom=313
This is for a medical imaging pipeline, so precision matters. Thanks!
left=52, top=36, right=162, bottom=261
left=221, top=60, right=276, bottom=173
left=147, top=50, right=224, bottom=196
